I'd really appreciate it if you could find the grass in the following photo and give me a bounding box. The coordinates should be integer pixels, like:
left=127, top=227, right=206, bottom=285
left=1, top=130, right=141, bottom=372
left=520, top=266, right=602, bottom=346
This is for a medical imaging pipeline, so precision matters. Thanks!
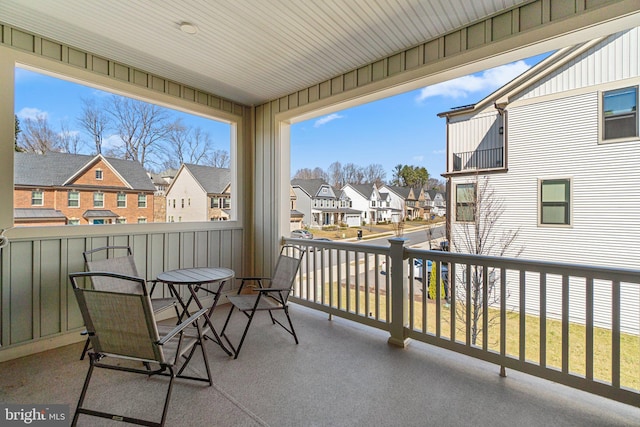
left=303, top=280, right=640, bottom=391
left=308, top=218, right=443, bottom=240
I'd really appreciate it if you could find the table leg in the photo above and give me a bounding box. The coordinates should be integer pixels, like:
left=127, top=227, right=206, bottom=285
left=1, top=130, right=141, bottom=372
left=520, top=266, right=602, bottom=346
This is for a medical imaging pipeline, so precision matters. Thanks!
left=186, top=284, right=233, bottom=357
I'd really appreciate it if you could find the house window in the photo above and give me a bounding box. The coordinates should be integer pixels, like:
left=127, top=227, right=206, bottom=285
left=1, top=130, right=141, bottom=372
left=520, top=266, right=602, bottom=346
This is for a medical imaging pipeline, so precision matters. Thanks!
left=116, top=218, right=126, bottom=224
left=95, top=169, right=103, bottom=180
left=172, top=199, right=175, bottom=208
left=211, top=197, right=218, bottom=208
left=93, top=192, right=104, bottom=208
left=68, top=191, right=79, bottom=207
left=117, top=192, right=126, bottom=208
left=455, top=183, right=476, bottom=222
left=137, top=218, right=147, bottom=223
left=223, top=198, right=230, bottom=209
left=138, top=194, right=147, bottom=208
left=31, top=190, right=43, bottom=206
left=540, top=179, right=571, bottom=225
left=67, top=219, right=80, bottom=225
left=603, top=86, right=638, bottom=141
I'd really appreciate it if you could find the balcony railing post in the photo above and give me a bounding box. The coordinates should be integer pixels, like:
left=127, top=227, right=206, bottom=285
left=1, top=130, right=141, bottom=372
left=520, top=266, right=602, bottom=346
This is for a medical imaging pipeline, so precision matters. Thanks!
left=387, top=237, right=410, bottom=348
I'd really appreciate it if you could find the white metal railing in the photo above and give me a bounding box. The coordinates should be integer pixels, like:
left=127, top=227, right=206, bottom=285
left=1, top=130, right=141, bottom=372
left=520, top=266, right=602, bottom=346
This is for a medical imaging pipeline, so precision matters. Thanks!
left=286, top=237, right=640, bottom=408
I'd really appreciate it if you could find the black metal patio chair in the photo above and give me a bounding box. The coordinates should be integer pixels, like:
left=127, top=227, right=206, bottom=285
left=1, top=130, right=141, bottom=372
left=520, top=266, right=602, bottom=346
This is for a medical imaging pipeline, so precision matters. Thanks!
left=79, top=245, right=178, bottom=359
left=69, top=271, right=212, bottom=427
left=221, top=245, right=305, bottom=359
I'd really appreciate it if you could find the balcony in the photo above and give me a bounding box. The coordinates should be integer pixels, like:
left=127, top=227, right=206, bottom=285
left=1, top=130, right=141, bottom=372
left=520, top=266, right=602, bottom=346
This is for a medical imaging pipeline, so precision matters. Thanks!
left=2, top=303, right=640, bottom=426
left=1, top=234, right=639, bottom=424
left=453, top=147, right=504, bottom=172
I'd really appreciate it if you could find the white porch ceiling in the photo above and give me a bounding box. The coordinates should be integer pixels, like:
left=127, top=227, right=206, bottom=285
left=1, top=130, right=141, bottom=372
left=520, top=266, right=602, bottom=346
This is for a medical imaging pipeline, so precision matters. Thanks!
left=0, top=0, right=529, bottom=105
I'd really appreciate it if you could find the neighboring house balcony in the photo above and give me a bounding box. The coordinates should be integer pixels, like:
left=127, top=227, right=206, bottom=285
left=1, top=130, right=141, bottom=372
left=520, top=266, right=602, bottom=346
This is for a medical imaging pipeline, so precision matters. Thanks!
left=452, top=146, right=504, bottom=172
left=1, top=234, right=639, bottom=425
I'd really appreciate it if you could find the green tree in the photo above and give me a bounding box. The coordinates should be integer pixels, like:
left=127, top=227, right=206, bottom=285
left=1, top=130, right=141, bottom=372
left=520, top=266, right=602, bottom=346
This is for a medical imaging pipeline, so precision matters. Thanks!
left=14, top=115, right=23, bottom=152
left=391, top=164, right=429, bottom=187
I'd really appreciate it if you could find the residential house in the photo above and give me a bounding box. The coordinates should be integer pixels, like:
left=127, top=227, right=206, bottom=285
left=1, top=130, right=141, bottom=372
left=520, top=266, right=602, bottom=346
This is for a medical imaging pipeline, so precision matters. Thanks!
left=291, top=179, right=360, bottom=227
left=440, top=26, right=640, bottom=333
left=14, top=152, right=156, bottom=226
left=340, top=183, right=387, bottom=225
left=377, top=185, right=407, bottom=222
left=148, top=169, right=176, bottom=196
left=425, top=189, right=446, bottom=217
left=378, top=185, right=424, bottom=220
left=289, top=186, right=304, bottom=231
left=165, top=164, right=231, bottom=222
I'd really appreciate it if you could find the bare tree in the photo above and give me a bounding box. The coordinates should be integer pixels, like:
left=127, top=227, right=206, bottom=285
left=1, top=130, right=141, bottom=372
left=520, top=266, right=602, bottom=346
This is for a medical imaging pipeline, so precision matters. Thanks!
left=162, top=120, right=212, bottom=169
left=58, top=121, right=83, bottom=154
left=427, top=177, right=445, bottom=191
left=363, top=163, right=386, bottom=187
left=17, top=114, right=62, bottom=153
left=450, top=175, right=523, bottom=345
left=327, top=161, right=344, bottom=187
left=209, top=149, right=230, bottom=168
left=342, top=163, right=364, bottom=185
left=292, top=167, right=327, bottom=180
left=78, top=97, right=109, bottom=154
left=106, top=96, right=172, bottom=168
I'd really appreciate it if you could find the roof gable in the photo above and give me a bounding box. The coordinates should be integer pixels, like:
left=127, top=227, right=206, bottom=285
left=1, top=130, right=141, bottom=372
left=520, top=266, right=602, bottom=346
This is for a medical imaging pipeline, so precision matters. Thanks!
left=14, top=152, right=155, bottom=191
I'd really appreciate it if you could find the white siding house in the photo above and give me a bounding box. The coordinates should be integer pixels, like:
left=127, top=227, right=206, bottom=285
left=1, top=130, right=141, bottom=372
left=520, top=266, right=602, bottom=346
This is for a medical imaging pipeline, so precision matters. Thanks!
left=441, top=27, right=640, bottom=333
left=341, top=184, right=383, bottom=225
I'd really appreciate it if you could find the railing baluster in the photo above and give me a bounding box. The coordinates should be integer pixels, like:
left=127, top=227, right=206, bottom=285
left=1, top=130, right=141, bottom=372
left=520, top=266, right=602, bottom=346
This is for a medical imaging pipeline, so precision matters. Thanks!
left=482, top=264, right=488, bottom=351
left=540, top=272, right=547, bottom=368
left=586, top=277, right=594, bottom=381
left=519, top=270, right=526, bottom=363
left=562, top=275, right=569, bottom=374
left=612, top=279, right=621, bottom=388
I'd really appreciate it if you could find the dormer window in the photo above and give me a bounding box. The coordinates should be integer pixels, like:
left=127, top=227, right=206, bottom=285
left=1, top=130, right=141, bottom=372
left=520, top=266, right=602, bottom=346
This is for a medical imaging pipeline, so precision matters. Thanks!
left=95, top=169, right=103, bottom=180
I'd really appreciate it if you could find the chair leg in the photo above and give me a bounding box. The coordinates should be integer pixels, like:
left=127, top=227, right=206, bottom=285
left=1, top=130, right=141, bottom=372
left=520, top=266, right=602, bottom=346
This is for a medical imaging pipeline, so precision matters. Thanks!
left=233, top=309, right=257, bottom=359
left=283, top=306, right=299, bottom=344
left=72, top=353, right=97, bottom=426
left=80, top=336, right=91, bottom=360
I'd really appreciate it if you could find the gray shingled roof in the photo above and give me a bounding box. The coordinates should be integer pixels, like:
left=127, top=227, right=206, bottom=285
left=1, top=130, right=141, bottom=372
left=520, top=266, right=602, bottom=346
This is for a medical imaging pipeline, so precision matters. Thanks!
left=14, top=208, right=65, bottom=219
left=348, top=184, right=376, bottom=199
left=14, top=152, right=155, bottom=191
left=183, top=164, right=230, bottom=194
left=291, top=179, right=330, bottom=197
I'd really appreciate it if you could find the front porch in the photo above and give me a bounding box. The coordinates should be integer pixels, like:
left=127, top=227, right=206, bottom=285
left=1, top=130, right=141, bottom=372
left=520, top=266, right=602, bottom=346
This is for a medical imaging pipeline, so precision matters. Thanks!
left=2, top=303, right=638, bottom=426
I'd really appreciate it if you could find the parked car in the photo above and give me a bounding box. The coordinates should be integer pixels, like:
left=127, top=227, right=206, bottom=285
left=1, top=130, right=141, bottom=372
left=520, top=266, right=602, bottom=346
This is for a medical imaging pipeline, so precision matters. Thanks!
left=291, top=229, right=313, bottom=239
left=380, top=258, right=448, bottom=283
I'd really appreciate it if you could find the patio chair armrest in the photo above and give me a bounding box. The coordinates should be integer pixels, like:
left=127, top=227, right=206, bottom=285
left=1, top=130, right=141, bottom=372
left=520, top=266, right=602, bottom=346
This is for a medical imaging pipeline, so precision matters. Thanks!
left=255, top=287, right=288, bottom=293
left=158, top=307, right=208, bottom=345
left=235, top=277, right=270, bottom=294
left=236, top=276, right=270, bottom=281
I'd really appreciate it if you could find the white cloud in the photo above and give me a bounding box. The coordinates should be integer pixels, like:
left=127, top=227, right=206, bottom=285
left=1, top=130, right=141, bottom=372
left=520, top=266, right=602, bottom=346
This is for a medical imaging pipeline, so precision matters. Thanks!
left=416, top=60, right=531, bottom=102
left=314, top=113, right=344, bottom=127
left=432, top=149, right=446, bottom=155
left=17, top=107, right=48, bottom=121
left=412, top=155, right=424, bottom=162
left=102, top=134, right=123, bottom=150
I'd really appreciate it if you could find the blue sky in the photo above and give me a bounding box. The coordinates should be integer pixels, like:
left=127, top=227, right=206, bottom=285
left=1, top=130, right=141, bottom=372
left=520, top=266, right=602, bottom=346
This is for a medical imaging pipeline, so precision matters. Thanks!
left=15, top=51, right=551, bottom=179
left=292, top=51, right=552, bottom=180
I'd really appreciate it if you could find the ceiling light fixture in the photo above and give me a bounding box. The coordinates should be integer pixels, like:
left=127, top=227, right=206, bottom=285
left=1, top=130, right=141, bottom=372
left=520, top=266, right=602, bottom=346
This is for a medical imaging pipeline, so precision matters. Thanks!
left=179, top=22, right=198, bottom=35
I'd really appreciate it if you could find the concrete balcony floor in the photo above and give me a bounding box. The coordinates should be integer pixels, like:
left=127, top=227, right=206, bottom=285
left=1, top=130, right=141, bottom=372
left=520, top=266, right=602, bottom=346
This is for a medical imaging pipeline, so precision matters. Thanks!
left=1, top=304, right=639, bottom=426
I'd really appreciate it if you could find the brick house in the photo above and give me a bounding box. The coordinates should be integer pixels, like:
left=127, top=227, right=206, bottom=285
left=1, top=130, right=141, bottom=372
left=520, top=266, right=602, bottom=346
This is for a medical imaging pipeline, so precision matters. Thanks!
left=14, top=152, right=156, bottom=226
